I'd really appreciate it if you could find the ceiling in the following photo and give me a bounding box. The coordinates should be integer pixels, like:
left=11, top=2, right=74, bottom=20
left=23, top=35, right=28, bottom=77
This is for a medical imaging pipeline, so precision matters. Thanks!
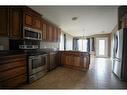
left=30, top=6, right=118, bottom=37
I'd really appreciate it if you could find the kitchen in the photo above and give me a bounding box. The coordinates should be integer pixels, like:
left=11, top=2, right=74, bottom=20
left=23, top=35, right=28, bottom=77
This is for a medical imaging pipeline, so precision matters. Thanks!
left=0, top=6, right=127, bottom=89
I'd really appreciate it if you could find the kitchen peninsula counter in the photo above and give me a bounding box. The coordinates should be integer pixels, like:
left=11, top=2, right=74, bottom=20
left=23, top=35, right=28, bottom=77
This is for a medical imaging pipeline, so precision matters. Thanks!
left=58, top=50, right=90, bottom=71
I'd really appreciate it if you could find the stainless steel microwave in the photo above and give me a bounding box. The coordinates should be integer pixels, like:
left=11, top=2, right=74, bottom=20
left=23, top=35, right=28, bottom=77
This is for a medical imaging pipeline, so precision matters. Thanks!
left=23, top=27, right=42, bottom=40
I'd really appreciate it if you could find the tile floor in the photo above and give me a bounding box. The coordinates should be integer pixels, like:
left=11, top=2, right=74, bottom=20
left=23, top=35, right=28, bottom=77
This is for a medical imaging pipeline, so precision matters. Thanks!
left=20, top=58, right=127, bottom=89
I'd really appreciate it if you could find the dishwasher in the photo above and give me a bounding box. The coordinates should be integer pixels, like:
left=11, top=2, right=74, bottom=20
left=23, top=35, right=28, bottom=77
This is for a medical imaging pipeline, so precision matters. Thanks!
left=49, top=52, right=57, bottom=71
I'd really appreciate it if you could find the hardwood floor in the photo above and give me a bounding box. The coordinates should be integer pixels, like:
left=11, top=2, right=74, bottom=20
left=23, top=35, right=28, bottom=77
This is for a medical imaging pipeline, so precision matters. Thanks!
left=20, top=58, right=127, bottom=89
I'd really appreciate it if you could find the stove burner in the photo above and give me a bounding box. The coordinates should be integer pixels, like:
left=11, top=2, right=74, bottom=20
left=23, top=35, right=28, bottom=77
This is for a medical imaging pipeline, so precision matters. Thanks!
left=24, top=50, right=47, bottom=56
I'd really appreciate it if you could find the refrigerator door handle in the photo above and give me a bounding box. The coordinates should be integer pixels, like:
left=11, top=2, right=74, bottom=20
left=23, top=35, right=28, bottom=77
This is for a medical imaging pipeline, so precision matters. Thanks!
left=113, top=58, right=120, bottom=62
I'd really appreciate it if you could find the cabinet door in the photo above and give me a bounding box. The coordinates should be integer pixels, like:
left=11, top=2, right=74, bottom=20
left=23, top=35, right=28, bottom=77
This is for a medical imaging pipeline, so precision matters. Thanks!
left=55, top=28, right=58, bottom=42
left=48, top=25, right=53, bottom=41
left=65, top=54, right=73, bottom=66
left=42, top=22, right=47, bottom=40
left=61, top=53, right=65, bottom=65
left=24, top=12, right=33, bottom=27
left=73, top=56, right=81, bottom=67
left=0, top=7, right=9, bottom=37
left=53, top=27, right=57, bottom=42
left=65, top=55, right=69, bottom=65
left=9, top=8, right=22, bottom=38
left=33, top=17, right=41, bottom=30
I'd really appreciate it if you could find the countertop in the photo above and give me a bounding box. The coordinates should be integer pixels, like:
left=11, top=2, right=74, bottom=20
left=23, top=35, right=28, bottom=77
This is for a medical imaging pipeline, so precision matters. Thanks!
left=58, top=50, right=90, bottom=54
left=0, top=50, right=26, bottom=58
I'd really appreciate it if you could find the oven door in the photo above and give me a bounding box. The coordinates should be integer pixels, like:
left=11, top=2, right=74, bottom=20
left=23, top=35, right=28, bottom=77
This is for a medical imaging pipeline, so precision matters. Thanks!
left=28, top=54, right=48, bottom=75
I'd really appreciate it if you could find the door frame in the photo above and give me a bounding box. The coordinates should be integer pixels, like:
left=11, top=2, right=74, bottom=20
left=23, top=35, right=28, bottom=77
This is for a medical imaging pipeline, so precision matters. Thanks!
left=96, top=37, right=109, bottom=58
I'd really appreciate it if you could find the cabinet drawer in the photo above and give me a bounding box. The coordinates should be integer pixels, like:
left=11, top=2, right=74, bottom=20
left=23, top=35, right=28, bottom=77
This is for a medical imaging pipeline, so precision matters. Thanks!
left=1, top=74, right=26, bottom=88
left=0, top=60, right=26, bottom=72
left=0, top=66, right=26, bottom=82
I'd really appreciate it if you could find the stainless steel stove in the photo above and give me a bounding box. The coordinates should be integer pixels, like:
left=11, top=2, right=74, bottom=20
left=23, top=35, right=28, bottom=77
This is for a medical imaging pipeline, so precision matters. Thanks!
left=26, top=50, right=48, bottom=83
left=9, top=39, right=48, bottom=83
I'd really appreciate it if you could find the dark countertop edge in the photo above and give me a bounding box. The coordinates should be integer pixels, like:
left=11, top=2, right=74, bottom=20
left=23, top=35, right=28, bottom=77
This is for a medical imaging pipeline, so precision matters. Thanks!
left=0, top=50, right=26, bottom=58
left=58, top=50, right=90, bottom=54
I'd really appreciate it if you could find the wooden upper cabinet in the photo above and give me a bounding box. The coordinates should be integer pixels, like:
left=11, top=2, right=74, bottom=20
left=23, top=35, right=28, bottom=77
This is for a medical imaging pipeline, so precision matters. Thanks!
left=23, top=7, right=42, bottom=30
left=24, top=13, right=33, bottom=27
left=52, top=27, right=61, bottom=42
left=55, top=28, right=58, bottom=42
left=0, top=7, right=9, bottom=37
left=41, top=19, right=47, bottom=40
left=47, top=25, right=53, bottom=41
left=9, top=7, right=22, bottom=38
left=57, top=28, right=61, bottom=42
left=33, top=17, right=41, bottom=29
left=53, top=27, right=57, bottom=42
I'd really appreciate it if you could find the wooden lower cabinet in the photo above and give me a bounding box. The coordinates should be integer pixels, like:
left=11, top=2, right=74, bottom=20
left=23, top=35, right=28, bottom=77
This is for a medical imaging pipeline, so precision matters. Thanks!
left=73, top=56, right=80, bottom=67
left=65, top=55, right=73, bottom=66
left=0, top=54, right=27, bottom=88
left=1, top=74, right=26, bottom=88
left=60, top=51, right=90, bottom=71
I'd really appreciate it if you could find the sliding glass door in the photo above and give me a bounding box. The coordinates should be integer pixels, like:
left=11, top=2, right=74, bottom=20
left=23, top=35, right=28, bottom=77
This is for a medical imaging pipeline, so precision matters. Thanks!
left=78, top=39, right=88, bottom=52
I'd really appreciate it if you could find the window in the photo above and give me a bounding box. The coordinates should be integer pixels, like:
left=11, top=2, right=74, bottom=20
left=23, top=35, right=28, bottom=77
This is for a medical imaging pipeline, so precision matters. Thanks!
left=78, top=39, right=88, bottom=52
left=59, top=32, right=64, bottom=50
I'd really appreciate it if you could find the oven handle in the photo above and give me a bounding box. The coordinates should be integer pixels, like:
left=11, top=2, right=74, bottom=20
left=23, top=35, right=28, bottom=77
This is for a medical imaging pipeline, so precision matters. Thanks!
left=29, top=54, right=48, bottom=59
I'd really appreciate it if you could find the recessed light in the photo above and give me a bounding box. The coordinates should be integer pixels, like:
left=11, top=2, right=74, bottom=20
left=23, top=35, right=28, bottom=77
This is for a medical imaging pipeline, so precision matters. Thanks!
left=72, top=17, right=78, bottom=21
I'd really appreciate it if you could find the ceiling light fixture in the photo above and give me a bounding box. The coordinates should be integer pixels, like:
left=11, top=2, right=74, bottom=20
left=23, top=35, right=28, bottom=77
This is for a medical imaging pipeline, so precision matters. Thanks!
left=72, top=17, right=78, bottom=21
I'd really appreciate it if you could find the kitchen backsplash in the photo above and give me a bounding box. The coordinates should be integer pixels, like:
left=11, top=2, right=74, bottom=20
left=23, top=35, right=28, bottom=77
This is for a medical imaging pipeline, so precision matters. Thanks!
left=0, top=37, right=9, bottom=50
left=0, top=37, right=59, bottom=50
left=40, top=41, right=59, bottom=49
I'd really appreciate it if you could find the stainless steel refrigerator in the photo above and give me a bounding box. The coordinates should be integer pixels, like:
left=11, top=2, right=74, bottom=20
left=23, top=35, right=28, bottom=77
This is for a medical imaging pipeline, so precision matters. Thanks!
left=112, top=28, right=127, bottom=81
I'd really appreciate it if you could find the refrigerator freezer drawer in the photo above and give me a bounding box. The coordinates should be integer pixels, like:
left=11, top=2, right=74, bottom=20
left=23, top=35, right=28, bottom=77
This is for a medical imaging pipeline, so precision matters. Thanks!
left=113, top=59, right=122, bottom=79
